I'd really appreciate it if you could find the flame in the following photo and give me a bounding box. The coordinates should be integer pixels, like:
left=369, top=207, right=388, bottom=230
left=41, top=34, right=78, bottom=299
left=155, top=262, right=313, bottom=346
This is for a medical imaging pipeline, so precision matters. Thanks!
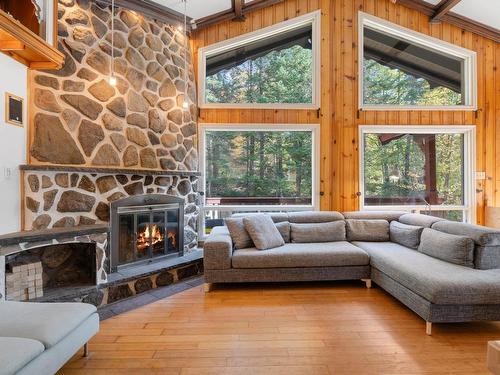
left=137, top=224, right=164, bottom=251
left=168, top=231, right=176, bottom=248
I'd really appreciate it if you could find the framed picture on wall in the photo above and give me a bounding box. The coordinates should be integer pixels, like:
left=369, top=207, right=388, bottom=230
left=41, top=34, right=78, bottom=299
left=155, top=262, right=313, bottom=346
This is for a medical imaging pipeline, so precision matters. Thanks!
left=5, top=93, right=24, bottom=127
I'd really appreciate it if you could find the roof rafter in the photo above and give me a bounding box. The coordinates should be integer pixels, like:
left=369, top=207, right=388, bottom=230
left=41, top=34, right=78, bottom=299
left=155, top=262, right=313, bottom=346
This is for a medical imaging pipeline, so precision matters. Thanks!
left=430, top=0, right=462, bottom=23
left=194, top=0, right=286, bottom=30
left=392, top=0, right=500, bottom=43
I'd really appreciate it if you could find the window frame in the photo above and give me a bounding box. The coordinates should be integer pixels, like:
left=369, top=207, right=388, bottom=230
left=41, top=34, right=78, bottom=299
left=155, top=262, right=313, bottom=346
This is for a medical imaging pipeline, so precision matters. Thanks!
left=198, top=123, right=321, bottom=238
left=197, top=10, right=321, bottom=109
left=358, top=125, right=477, bottom=223
left=358, top=12, right=477, bottom=111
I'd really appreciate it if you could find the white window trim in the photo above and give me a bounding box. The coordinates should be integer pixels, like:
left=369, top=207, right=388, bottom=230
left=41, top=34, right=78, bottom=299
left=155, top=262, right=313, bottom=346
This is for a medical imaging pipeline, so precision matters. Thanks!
left=198, top=123, right=321, bottom=238
left=358, top=125, right=476, bottom=223
left=197, top=10, right=321, bottom=110
left=358, top=12, right=477, bottom=111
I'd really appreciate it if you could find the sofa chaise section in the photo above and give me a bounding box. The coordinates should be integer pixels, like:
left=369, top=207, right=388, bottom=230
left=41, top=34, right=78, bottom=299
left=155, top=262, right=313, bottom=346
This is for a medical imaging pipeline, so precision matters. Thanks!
left=0, top=302, right=99, bottom=375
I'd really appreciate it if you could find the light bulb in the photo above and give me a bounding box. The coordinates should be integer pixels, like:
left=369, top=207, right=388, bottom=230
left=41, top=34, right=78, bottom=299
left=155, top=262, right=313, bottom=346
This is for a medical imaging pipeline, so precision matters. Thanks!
left=182, top=101, right=189, bottom=109
left=109, top=75, right=117, bottom=86
left=177, top=25, right=183, bottom=31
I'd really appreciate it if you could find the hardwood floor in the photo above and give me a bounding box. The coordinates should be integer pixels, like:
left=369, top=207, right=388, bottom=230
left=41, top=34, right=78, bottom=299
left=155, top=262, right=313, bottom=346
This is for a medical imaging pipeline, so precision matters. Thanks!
left=60, top=280, right=500, bottom=374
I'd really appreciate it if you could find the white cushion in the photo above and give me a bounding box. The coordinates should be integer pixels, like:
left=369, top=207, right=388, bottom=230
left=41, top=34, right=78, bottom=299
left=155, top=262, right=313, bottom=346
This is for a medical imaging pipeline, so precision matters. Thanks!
left=0, top=302, right=96, bottom=348
left=0, top=337, right=44, bottom=375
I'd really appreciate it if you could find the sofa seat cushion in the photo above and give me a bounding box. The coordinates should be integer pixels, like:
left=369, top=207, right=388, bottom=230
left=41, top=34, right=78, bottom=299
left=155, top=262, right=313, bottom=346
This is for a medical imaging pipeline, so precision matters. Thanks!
left=353, top=241, right=500, bottom=305
left=0, top=337, right=44, bottom=375
left=0, top=302, right=96, bottom=348
left=232, top=242, right=369, bottom=269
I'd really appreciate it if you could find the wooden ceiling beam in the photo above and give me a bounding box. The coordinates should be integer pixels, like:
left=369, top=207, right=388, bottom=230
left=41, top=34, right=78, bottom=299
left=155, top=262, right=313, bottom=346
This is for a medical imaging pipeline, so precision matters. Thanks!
left=393, top=0, right=500, bottom=43
left=194, top=0, right=286, bottom=31
left=430, top=0, right=462, bottom=23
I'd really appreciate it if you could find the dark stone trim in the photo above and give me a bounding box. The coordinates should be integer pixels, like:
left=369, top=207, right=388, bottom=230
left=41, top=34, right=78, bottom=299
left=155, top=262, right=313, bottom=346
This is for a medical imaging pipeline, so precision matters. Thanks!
left=20, top=164, right=201, bottom=177
left=0, top=224, right=109, bottom=248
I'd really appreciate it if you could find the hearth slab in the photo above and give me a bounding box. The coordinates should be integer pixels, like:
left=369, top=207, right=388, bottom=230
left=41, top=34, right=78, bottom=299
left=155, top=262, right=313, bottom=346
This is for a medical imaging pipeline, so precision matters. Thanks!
left=105, top=248, right=203, bottom=286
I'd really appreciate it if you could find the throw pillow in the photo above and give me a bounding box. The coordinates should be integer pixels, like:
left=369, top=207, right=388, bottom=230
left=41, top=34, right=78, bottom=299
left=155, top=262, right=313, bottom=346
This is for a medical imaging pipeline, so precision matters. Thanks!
left=243, top=215, right=285, bottom=250
left=275, top=221, right=291, bottom=243
left=390, top=221, right=424, bottom=249
left=290, top=221, right=346, bottom=243
left=346, top=219, right=389, bottom=242
left=418, top=228, right=475, bottom=267
left=225, top=218, right=253, bottom=249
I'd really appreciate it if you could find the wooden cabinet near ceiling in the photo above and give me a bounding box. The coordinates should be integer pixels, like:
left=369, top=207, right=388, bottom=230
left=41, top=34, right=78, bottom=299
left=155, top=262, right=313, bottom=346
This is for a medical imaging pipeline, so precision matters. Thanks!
left=0, top=0, right=63, bottom=69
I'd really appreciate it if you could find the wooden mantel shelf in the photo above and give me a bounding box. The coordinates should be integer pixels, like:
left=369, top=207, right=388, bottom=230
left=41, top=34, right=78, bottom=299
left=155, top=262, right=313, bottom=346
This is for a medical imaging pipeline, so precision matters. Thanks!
left=0, top=9, right=63, bottom=69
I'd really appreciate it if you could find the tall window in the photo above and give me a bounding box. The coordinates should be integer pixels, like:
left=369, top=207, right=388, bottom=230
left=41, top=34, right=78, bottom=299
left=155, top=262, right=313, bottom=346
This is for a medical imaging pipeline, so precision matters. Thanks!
left=359, top=13, right=477, bottom=110
left=359, top=126, right=475, bottom=222
left=198, top=11, right=321, bottom=109
left=200, top=125, right=320, bottom=235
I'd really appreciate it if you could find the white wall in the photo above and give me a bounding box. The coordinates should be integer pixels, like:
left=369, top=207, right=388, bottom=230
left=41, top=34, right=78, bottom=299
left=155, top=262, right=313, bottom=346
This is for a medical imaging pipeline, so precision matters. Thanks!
left=0, top=53, right=27, bottom=235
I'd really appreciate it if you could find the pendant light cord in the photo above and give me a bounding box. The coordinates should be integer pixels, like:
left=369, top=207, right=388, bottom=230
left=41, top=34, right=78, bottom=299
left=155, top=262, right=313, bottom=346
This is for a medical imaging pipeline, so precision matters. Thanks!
left=111, top=0, right=115, bottom=80
left=183, top=0, right=188, bottom=108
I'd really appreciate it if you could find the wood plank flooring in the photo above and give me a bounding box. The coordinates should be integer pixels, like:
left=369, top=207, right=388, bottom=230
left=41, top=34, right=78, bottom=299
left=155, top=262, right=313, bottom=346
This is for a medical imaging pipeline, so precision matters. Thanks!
left=60, top=280, right=500, bottom=374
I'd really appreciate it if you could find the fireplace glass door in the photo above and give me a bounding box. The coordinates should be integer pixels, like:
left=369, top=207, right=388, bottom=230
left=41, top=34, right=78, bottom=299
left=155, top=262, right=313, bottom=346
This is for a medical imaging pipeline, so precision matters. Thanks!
left=117, top=204, right=181, bottom=267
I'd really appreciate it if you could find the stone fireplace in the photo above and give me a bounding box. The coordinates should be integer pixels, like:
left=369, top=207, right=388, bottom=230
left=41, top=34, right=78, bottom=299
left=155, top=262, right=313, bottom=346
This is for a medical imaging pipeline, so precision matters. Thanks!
left=110, top=194, right=184, bottom=271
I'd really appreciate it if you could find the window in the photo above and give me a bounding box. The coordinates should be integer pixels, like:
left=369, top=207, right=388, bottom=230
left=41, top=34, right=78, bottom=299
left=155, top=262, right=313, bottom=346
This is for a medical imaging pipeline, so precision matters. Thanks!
left=198, top=11, right=321, bottom=109
left=359, top=126, right=476, bottom=223
left=200, top=124, right=320, bottom=236
left=359, top=13, right=477, bottom=110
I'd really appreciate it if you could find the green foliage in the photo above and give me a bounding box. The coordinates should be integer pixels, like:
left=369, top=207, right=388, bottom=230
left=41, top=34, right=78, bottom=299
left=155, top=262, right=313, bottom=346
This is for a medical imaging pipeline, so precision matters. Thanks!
left=205, top=131, right=312, bottom=201
left=206, top=46, right=313, bottom=104
left=363, top=59, right=462, bottom=106
left=364, top=133, right=464, bottom=207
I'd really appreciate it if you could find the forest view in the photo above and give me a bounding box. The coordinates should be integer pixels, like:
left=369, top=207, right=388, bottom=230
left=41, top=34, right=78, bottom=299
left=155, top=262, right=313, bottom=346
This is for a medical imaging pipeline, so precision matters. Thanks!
left=205, top=45, right=313, bottom=104
left=363, top=133, right=464, bottom=208
left=363, top=59, right=463, bottom=106
left=205, top=131, right=313, bottom=205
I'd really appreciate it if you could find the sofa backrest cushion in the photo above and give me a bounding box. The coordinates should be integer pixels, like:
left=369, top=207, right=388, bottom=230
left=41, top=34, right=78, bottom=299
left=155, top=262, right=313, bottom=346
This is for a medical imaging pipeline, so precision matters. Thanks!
left=288, top=211, right=344, bottom=223
left=418, top=228, right=475, bottom=267
left=243, top=215, right=285, bottom=250
left=343, top=211, right=407, bottom=222
left=432, top=221, right=500, bottom=269
left=389, top=221, right=424, bottom=249
left=398, top=213, right=446, bottom=228
left=290, top=221, right=346, bottom=243
left=346, top=219, right=389, bottom=242
left=231, top=212, right=289, bottom=223
left=276, top=221, right=291, bottom=243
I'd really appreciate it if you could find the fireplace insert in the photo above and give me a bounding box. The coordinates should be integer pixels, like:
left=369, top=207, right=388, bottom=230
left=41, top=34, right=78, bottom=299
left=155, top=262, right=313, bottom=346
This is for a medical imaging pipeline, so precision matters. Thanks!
left=110, top=194, right=184, bottom=271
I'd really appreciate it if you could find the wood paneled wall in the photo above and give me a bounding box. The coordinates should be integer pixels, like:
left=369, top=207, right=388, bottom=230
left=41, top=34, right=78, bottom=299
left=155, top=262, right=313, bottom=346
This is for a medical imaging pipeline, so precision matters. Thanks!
left=191, top=0, right=500, bottom=224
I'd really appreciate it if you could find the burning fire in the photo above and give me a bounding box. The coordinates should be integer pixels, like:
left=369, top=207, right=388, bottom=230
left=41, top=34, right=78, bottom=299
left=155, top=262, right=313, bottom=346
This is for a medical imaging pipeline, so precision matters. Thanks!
left=137, top=225, right=177, bottom=251
left=137, top=224, right=164, bottom=251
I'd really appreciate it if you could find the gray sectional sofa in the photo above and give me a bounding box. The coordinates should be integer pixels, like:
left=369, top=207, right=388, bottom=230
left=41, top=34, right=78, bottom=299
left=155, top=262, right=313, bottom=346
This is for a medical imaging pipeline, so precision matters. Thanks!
left=203, top=210, right=500, bottom=335
left=0, top=301, right=99, bottom=375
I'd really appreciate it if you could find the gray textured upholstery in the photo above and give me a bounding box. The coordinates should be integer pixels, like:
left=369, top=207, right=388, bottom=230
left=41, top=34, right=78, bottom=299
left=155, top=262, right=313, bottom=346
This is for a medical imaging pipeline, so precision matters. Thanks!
left=243, top=215, right=285, bottom=250
left=288, top=211, right=344, bottom=223
left=0, top=337, right=45, bottom=375
left=203, top=226, right=233, bottom=270
left=224, top=217, right=253, bottom=249
left=0, top=302, right=96, bottom=348
left=353, top=241, right=500, bottom=304
left=232, top=242, right=369, bottom=269
left=432, top=221, right=500, bottom=246
left=276, top=221, right=290, bottom=243
left=418, top=228, right=474, bottom=268
left=231, top=212, right=289, bottom=223
left=432, top=220, right=500, bottom=270
left=205, top=266, right=370, bottom=283
left=346, top=219, right=389, bottom=242
left=390, top=221, right=423, bottom=249
left=399, top=213, right=445, bottom=228
left=291, top=221, right=346, bottom=243
left=343, top=211, right=407, bottom=222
